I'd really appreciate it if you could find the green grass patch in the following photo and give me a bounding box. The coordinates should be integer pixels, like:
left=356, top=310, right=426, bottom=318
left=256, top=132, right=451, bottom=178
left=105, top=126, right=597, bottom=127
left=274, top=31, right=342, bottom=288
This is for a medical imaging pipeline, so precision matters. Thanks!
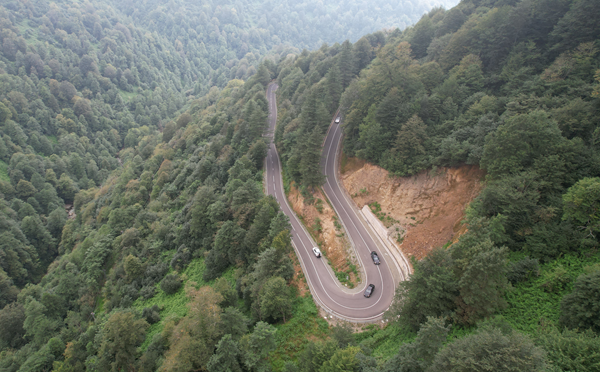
left=330, top=261, right=358, bottom=288
left=353, top=250, right=600, bottom=364
left=0, top=160, right=10, bottom=182
left=95, top=297, right=105, bottom=315
left=133, top=258, right=236, bottom=349
left=502, top=250, right=600, bottom=334
left=443, top=323, right=477, bottom=345
left=119, top=88, right=139, bottom=102
left=90, top=42, right=101, bottom=52
left=368, top=202, right=400, bottom=228
left=315, top=198, right=324, bottom=213
left=355, top=322, right=416, bottom=361
left=46, top=135, right=58, bottom=144
left=15, top=21, right=41, bottom=45
left=351, top=319, right=478, bottom=364
left=270, top=293, right=330, bottom=371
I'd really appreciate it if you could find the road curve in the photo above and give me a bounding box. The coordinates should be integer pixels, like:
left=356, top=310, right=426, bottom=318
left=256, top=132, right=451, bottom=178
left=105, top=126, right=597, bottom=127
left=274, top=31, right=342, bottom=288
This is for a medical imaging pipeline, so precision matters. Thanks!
left=264, top=83, right=399, bottom=322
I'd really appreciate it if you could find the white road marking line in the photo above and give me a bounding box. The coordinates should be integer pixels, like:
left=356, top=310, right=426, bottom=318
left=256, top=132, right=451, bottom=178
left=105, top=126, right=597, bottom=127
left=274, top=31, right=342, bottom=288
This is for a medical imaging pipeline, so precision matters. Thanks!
left=324, top=122, right=391, bottom=302
left=266, top=84, right=388, bottom=318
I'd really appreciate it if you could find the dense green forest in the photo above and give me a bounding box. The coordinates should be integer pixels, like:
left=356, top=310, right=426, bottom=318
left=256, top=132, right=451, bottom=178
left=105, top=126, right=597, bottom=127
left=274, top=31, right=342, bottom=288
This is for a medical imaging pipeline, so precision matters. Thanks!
left=274, top=0, right=600, bottom=369
left=0, top=0, right=460, bottom=300
left=1, top=0, right=600, bottom=370
left=111, top=0, right=461, bottom=51
left=0, top=0, right=468, bottom=371
left=0, top=63, right=300, bottom=371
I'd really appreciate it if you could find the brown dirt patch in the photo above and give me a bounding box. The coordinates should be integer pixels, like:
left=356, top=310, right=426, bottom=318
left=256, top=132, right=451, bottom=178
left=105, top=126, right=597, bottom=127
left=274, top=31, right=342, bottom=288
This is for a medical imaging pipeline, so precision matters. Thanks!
left=341, top=158, right=485, bottom=260
left=340, top=152, right=367, bottom=175
left=287, top=183, right=360, bottom=287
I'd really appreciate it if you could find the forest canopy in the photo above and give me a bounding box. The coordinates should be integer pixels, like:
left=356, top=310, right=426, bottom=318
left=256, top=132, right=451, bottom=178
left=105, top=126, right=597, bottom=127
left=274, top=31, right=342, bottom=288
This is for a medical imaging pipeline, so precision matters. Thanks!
left=1, top=0, right=600, bottom=370
left=273, top=0, right=600, bottom=369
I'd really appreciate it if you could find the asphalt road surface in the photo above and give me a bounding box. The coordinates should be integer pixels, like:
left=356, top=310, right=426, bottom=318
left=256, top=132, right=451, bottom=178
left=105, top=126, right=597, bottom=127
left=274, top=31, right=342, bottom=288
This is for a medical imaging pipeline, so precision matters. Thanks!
left=264, top=83, right=399, bottom=322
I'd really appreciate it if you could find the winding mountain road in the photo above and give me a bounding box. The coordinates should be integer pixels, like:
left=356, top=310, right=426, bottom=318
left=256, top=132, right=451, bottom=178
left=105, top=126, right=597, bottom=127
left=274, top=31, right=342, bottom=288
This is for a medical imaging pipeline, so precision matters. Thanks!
left=264, top=83, right=404, bottom=322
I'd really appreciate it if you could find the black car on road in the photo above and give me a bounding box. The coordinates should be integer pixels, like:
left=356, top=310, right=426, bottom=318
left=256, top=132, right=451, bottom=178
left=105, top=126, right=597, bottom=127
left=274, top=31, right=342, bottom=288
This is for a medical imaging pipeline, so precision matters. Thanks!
left=370, top=251, right=380, bottom=265
left=364, top=284, right=375, bottom=298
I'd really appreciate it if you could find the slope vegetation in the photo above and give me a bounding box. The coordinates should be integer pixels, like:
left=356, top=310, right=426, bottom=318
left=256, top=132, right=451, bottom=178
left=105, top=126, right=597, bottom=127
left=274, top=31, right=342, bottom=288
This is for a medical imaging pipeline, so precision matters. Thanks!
left=274, top=0, right=600, bottom=369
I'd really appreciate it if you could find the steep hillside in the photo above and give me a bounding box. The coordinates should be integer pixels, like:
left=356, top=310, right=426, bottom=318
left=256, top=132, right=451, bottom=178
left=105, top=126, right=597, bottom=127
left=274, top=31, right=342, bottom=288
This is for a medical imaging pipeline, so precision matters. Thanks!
left=0, top=66, right=313, bottom=371
left=1, top=0, right=600, bottom=369
left=286, top=184, right=360, bottom=287
left=0, top=0, right=464, bottom=296
left=341, top=158, right=484, bottom=259
left=273, top=0, right=600, bottom=369
left=112, top=0, right=461, bottom=50
left=0, top=0, right=459, bottom=313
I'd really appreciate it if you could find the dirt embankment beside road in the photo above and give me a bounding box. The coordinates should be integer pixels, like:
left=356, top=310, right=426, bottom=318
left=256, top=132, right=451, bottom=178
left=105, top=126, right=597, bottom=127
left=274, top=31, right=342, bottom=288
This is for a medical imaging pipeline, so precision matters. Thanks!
left=341, top=156, right=485, bottom=260
left=287, top=184, right=360, bottom=288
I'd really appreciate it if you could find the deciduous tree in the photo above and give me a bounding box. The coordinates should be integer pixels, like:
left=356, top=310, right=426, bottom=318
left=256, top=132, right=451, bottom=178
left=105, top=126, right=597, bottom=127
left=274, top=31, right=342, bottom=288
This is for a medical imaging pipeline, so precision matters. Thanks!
left=560, top=269, right=600, bottom=333
left=562, top=177, right=600, bottom=238
left=259, top=276, right=292, bottom=322
left=97, top=312, right=148, bottom=371
left=430, top=323, right=547, bottom=371
left=160, top=286, right=223, bottom=372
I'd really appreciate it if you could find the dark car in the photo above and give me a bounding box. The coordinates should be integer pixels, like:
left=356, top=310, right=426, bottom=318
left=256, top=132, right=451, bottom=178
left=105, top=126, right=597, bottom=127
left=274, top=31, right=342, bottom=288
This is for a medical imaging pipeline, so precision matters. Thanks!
left=370, top=251, right=380, bottom=265
left=364, top=284, right=375, bottom=298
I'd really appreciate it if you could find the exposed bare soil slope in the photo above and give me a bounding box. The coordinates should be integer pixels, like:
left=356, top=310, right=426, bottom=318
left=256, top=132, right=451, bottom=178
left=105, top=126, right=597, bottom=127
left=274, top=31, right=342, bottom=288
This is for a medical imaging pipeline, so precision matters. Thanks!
left=341, top=156, right=485, bottom=259
left=287, top=184, right=360, bottom=287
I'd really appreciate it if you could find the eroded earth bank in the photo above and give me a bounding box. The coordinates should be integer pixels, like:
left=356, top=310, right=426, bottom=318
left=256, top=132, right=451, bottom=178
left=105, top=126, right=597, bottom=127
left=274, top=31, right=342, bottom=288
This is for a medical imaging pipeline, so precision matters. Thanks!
left=287, top=153, right=486, bottom=286
left=340, top=156, right=486, bottom=260
left=287, top=185, right=361, bottom=288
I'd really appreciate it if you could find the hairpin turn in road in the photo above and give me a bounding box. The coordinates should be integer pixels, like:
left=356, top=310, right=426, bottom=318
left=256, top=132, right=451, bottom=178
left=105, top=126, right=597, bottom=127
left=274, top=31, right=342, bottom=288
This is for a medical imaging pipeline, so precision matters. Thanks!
left=264, top=83, right=405, bottom=322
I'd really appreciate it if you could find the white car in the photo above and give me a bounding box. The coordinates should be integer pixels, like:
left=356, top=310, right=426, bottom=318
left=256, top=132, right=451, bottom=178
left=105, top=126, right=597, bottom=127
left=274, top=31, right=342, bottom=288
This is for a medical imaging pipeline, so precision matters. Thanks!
left=312, top=247, right=322, bottom=257
left=334, top=116, right=341, bottom=124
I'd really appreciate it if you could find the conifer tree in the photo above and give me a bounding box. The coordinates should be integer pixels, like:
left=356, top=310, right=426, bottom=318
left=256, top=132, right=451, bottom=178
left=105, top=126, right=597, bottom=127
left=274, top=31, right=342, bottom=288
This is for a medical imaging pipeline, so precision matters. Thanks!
left=300, top=129, right=325, bottom=188
left=357, top=104, right=386, bottom=163
left=389, top=114, right=429, bottom=175
left=337, top=40, right=356, bottom=89
left=325, top=65, right=343, bottom=114
left=207, top=335, right=243, bottom=372
left=353, top=37, right=373, bottom=72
